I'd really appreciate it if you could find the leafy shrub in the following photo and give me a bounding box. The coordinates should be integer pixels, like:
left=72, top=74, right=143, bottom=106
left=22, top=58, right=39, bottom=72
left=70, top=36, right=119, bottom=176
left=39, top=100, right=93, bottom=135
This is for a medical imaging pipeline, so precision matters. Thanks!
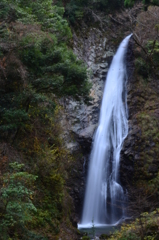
left=124, top=0, right=159, bottom=7
left=124, top=0, right=135, bottom=7
left=0, top=162, right=37, bottom=239
left=0, top=0, right=90, bottom=238
left=0, top=0, right=90, bottom=141
left=82, top=236, right=91, bottom=240
left=100, top=233, right=110, bottom=239
left=65, top=0, right=123, bottom=24
left=135, top=58, right=149, bottom=77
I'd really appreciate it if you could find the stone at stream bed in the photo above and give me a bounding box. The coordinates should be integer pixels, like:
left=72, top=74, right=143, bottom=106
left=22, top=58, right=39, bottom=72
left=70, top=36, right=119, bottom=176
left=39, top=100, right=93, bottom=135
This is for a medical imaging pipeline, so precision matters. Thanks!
left=99, top=63, right=108, bottom=69
left=78, top=124, right=97, bottom=140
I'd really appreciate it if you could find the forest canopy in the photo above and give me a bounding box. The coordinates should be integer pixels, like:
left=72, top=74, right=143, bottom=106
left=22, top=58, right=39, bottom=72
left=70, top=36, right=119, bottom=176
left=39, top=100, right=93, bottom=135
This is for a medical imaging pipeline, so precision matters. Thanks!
left=0, top=0, right=90, bottom=139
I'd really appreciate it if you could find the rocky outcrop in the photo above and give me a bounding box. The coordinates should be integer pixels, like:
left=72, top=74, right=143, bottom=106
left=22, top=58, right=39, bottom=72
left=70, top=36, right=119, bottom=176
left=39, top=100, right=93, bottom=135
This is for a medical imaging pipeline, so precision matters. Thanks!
left=59, top=15, right=135, bottom=223
left=60, top=23, right=117, bottom=223
left=120, top=7, right=159, bottom=213
left=59, top=5, right=159, bottom=235
left=60, top=9, right=152, bottom=226
left=61, top=27, right=115, bottom=153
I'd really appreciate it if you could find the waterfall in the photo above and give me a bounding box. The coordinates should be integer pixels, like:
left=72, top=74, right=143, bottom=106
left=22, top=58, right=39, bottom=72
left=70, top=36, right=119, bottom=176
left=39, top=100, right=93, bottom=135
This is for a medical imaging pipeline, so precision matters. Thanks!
left=78, top=34, right=132, bottom=229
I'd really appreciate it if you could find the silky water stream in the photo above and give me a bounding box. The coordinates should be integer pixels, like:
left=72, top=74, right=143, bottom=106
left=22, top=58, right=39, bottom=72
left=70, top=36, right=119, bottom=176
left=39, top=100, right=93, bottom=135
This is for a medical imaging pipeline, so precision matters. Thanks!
left=78, top=34, right=132, bottom=235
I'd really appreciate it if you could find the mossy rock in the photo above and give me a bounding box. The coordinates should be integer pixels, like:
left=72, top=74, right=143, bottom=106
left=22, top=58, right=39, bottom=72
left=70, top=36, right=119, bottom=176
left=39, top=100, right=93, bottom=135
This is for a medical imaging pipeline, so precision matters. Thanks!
left=82, top=236, right=91, bottom=240
left=100, top=233, right=110, bottom=239
left=135, top=58, right=149, bottom=78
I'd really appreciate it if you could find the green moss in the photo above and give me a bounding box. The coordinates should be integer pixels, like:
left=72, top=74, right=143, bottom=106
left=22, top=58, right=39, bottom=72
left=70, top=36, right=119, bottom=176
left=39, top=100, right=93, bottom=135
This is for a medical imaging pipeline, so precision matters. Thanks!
left=82, top=236, right=91, bottom=240
left=109, top=210, right=159, bottom=240
left=135, top=57, right=149, bottom=78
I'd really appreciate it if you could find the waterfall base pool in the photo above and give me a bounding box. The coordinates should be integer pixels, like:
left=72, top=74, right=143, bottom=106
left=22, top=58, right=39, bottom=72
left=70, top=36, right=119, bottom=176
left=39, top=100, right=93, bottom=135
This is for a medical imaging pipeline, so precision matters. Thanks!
left=79, top=225, right=121, bottom=237
left=78, top=219, right=122, bottom=229
left=78, top=218, right=131, bottom=237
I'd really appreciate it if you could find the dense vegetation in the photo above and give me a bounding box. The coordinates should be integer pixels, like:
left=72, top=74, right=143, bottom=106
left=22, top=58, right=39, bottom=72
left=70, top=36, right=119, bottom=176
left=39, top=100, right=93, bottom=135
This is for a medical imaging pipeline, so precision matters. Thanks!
left=64, top=0, right=123, bottom=24
left=0, top=0, right=90, bottom=239
left=124, top=0, right=159, bottom=7
left=63, top=0, right=159, bottom=25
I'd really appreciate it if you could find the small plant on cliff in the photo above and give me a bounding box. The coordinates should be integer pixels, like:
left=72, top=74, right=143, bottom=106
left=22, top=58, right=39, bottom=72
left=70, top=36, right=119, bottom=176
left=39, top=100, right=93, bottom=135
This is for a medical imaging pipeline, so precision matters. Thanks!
left=82, top=236, right=91, bottom=240
left=0, top=162, right=37, bottom=239
left=124, top=0, right=159, bottom=7
left=124, top=0, right=135, bottom=7
left=92, top=219, right=96, bottom=238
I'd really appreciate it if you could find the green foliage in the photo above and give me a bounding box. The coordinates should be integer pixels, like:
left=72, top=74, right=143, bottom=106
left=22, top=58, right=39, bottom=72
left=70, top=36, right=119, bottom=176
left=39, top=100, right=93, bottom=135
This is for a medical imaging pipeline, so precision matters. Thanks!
left=0, top=0, right=90, bottom=140
left=11, top=104, right=74, bottom=237
left=107, top=0, right=123, bottom=9
left=65, top=0, right=123, bottom=24
left=152, top=0, right=159, bottom=5
left=0, top=2, right=10, bottom=20
left=149, top=172, right=159, bottom=196
left=135, top=57, right=149, bottom=78
left=146, top=41, right=159, bottom=70
left=0, top=162, right=37, bottom=239
left=0, top=0, right=91, bottom=238
left=143, top=0, right=159, bottom=5
left=109, top=210, right=159, bottom=239
left=100, top=234, right=111, bottom=239
left=92, top=219, right=95, bottom=238
left=65, top=0, right=86, bottom=23
left=0, top=0, right=72, bottom=39
left=119, top=233, right=140, bottom=240
left=124, top=0, right=159, bottom=7
left=134, top=7, right=159, bottom=79
left=0, top=109, right=29, bottom=130
left=82, top=236, right=91, bottom=240
left=124, top=0, right=135, bottom=7
left=19, top=34, right=89, bottom=99
left=25, top=133, right=73, bottom=236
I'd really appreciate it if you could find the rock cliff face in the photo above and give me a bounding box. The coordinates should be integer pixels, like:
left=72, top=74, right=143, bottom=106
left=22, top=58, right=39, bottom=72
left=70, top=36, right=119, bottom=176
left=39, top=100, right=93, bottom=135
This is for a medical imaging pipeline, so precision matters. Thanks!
left=60, top=22, right=117, bottom=223
left=63, top=6, right=159, bottom=225
left=120, top=7, right=159, bottom=212
left=60, top=16, right=133, bottom=223
left=120, top=57, right=159, bottom=189
left=61, top=27, right=115, bottom=152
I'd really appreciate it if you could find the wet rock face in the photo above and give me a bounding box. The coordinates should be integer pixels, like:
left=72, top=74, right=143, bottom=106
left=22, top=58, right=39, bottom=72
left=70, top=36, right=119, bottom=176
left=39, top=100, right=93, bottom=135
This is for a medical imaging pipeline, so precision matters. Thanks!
left=63, top=6, right=159, bottom=226
left=120, top=39, right=135, bottom=188
left=62, top=22, right=136, bottom=223
left=61, top=26, right=116, bottom=223
left=62, top=28, right=115, bottom=151
left=120, top=28, right=159, bottom=208
left=61, top=28, right=117, bottom=158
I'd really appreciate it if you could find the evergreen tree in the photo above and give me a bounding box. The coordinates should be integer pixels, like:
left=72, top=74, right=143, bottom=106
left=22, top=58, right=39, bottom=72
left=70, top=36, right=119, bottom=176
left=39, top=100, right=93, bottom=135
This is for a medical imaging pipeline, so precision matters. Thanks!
left=0, top=0, right=90, bottom=140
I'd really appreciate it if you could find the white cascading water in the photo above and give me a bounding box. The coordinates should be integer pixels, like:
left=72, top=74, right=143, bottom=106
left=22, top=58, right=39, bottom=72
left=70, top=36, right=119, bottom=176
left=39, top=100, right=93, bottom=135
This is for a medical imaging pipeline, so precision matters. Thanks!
left=78, top=34, right=132, bottom=229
